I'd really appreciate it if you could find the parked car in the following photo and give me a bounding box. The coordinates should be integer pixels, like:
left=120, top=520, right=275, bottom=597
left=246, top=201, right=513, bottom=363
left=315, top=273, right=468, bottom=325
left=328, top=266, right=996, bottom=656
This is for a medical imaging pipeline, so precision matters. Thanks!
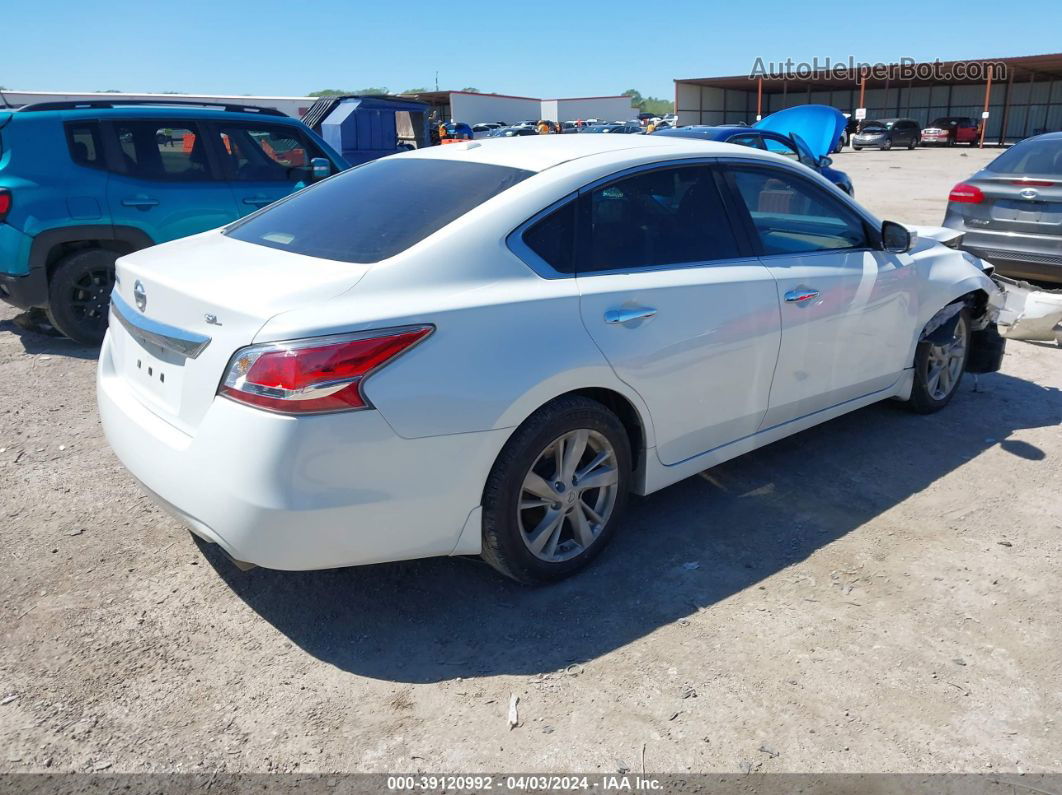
left=487, top=126, right=538, bottom=137
left=0, top=100, right=346, bottom=344
left=652, top=125, right=854, bottom=195
left=921, top=116, right=980, bottom=147
left=943, top=132, right=1062, bottom=283
left=98, top=134, right=1005, bottom=583
left=852, top=118, right=920, bottom=150
left=581, top=123, right=643, bottom=134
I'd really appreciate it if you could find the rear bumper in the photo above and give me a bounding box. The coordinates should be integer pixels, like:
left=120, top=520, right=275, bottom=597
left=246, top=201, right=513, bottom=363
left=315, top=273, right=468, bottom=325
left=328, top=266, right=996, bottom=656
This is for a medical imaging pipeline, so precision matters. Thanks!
left=943, top=220, right=1062, bottom=283
left=0, top=267, right=47, bottom=310
left=97, top=330, right=509, bottom=570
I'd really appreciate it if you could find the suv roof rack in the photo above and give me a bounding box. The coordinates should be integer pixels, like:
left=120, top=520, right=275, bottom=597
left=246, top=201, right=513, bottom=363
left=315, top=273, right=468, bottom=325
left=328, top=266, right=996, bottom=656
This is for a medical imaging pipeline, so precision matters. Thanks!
left=16, top=99, right=288, bottom=117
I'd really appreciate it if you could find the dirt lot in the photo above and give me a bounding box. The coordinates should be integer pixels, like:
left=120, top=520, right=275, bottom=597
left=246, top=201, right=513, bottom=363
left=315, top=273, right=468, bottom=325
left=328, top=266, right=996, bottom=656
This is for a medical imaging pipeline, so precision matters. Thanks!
left=1, top=146, right=1060, bottom=775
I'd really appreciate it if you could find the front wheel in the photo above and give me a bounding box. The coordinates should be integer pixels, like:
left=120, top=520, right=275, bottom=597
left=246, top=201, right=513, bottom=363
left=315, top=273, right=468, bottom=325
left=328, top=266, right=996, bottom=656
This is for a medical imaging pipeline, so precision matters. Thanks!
left=46, top=248, right=118, bottom=345
left=481, top=396, right=631, bottom=583
left=908, top=137, right=917, bottom=149
left=882, top=139, right=893, bottom=151
left=852, top=145, right=862, bottom=151
left=906, top=310, right=971, bottom=414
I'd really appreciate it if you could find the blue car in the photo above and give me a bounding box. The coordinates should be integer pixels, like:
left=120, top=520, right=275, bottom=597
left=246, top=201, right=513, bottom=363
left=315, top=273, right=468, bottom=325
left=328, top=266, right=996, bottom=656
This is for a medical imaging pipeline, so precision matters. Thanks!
left=652, top=125, right=854, bottom=196
left=0, top=100, right=347, bottom=343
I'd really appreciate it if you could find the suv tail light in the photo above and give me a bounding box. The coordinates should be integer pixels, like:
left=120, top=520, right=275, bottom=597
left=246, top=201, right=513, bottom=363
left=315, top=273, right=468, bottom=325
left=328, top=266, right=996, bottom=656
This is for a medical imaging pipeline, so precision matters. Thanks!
left=219, top=325, right=433, bottom=414
left=0, top=189, right=11, bottom=222
left=948, top=183, right=984, bottom=204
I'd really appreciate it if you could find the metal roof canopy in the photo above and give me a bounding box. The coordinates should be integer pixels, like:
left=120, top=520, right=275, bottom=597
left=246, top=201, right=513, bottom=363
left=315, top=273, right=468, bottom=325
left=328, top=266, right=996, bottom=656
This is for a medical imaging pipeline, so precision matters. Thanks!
left=676, top=52, right=1062, bottom=93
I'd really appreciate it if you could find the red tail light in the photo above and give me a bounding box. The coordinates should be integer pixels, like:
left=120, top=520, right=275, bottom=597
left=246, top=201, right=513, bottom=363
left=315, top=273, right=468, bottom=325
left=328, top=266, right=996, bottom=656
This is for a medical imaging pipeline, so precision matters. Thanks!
left=0, top=189, right=11, bottom=222
left=219, top=325, right=433, bottom=414
left=948, top=183, right=984, bottom=204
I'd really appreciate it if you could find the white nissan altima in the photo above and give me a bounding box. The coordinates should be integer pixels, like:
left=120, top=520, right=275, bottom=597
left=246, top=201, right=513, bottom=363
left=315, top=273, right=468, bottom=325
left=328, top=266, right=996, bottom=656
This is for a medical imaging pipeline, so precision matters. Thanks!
left=98, top=134, right=1006, bottom=583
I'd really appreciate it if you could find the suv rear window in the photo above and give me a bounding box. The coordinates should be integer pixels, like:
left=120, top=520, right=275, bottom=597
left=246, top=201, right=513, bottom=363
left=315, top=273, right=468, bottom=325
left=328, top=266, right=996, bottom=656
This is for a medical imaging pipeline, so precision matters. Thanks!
left=225, top=158, right=533, bottom=263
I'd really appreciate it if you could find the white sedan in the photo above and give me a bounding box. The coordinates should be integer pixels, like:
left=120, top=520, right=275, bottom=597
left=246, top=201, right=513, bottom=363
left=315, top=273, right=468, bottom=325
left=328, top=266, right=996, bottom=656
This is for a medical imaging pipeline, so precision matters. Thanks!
left=98, top=134, right=1005, bottom=583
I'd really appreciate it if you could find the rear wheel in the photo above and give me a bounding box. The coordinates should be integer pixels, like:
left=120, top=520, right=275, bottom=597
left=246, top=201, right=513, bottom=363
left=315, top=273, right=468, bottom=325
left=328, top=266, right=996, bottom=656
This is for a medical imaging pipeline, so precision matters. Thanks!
left=906, top=310, right=970, bottom=414
left=46, top=248, right=117, bottom=345
left=908, top=137, right=917, bottom=149
left=481, top=396, right=631, bottom=583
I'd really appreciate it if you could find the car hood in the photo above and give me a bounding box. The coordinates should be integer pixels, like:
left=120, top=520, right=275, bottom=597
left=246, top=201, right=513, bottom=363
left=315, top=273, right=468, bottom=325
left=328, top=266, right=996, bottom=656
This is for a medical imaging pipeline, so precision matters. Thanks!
left=755, top=105, right=847, bottom=159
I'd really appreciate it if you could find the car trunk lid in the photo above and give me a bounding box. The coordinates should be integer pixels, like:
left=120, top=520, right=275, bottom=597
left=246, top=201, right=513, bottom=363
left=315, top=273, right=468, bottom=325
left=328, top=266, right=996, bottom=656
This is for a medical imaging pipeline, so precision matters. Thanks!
left=109, top=230, right=369, bottom=435
left=964, top=174, right=1062, bottom=233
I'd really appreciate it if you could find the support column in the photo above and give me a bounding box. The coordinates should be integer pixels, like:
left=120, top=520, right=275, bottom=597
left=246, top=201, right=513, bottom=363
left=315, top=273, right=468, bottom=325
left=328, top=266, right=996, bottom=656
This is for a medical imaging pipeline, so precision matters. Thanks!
left=757, top=77, right=762, bottom=121
left=979, top=70, right=993, bottom=148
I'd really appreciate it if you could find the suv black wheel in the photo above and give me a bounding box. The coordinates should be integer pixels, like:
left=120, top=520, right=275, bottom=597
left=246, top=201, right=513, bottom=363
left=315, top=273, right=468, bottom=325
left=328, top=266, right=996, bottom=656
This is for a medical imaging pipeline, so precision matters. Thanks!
left=481, top=396, right=631, bottom=584
left=47, top=248, right=117, bottom=345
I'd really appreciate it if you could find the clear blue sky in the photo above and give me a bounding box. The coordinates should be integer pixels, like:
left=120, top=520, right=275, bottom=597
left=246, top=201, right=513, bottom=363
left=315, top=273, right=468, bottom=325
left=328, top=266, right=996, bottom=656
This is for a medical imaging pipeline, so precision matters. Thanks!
left=4, top=0, right=1062, bottom=99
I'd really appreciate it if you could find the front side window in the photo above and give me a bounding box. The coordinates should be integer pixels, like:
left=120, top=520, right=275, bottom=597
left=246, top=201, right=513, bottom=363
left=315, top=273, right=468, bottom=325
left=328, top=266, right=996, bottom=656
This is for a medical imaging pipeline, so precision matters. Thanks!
left=727, top=134, right=766, bottom=150
left=728, top=167, right=868, bottom=255
left=66, top=122, right=103, bottom=169
left=226, top=158, right=532, bottom=263
left=115, top=121, right=213, bottom=180
left=762, top=136, right=800, bottom=161
left=582, top=165, right=739, bottom=272
left=218, top=124, right=318, bottom=182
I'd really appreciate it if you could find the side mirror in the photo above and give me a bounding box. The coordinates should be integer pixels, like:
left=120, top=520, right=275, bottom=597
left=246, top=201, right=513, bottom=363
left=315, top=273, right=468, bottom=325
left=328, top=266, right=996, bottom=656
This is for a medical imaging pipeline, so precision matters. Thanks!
left=818, top=155, right=833, bottom=168
left=310, top=157, right=332, bottom=182
left=881, top=220, right=913, bottom=254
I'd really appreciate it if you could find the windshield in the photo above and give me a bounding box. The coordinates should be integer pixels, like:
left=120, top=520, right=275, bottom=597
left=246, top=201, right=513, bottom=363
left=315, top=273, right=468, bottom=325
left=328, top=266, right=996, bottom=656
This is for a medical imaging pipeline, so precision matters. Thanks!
left=929, top=118, right=957, bottom=127
left=862, top=122, right=886, bottom=131
left=986, top=138, right=1062, bottom=177
left=226, top=158, right=533, bottom=263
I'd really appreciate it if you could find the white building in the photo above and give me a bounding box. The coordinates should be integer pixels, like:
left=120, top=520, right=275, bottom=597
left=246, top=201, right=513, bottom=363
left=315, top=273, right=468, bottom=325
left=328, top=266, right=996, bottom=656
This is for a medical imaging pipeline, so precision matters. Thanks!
left=404, top=90, right=636, bottom=124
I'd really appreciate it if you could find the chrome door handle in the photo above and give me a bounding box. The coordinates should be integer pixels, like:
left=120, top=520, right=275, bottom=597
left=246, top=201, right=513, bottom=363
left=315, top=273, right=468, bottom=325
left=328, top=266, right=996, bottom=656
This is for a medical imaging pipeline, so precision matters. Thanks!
left=121, top=196, right=159, bottom=208
left=242, top=196, right=272, bottom=207
left=784, top=288, right=821, bottom=304
left=604, top=307, right=657, bottom=325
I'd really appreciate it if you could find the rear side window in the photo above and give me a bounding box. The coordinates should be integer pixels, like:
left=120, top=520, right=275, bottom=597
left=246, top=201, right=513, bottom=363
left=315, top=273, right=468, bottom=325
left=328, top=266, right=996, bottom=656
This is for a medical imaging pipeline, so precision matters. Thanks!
left=987, top=138, right=1062, bottom=177
left=226, top=158, right=533, bottom=263
left=115, top=121, right=214, bottom=181
left=523, top=200, right=576, bottom=273
left=582, top=165, right=740, bottom=272
left=66, top=122, right=104, bottom=169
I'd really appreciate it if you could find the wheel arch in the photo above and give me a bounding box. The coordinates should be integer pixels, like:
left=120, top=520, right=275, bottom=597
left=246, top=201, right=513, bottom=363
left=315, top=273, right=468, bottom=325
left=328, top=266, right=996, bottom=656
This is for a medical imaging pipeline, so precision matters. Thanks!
left=495, top=384, right=656, bottom=496
left=30, top=225, right=154, bottom=281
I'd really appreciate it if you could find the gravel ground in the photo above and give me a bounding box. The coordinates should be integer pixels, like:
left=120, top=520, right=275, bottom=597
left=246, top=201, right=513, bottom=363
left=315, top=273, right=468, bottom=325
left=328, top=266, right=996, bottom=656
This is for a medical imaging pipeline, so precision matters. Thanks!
left=1, top=146, right=1060, bottom=775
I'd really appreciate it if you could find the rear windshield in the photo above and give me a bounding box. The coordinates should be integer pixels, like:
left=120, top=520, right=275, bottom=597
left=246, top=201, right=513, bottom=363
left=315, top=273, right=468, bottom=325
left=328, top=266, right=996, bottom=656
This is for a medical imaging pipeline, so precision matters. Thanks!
left=225, top=158, right=533, bottom=263
left=986, top=138, right=1062, bottom=177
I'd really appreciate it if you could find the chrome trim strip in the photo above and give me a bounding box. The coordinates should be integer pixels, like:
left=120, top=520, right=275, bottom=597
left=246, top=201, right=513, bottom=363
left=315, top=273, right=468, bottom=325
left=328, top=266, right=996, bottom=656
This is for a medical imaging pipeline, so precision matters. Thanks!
left=110, top=290, right=211, bottom=360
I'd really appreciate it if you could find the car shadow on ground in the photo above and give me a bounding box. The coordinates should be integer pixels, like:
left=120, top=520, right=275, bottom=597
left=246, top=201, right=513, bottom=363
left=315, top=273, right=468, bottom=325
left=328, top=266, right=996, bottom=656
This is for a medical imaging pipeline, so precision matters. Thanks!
left=0, top=313, right=98, bottom=360
left=202, top=370, right=1061, bottom=684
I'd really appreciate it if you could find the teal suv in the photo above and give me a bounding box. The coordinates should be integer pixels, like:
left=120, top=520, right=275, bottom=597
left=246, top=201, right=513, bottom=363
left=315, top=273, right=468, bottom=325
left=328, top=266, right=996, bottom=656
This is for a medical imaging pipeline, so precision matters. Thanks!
left=0, top=100, right=346, bottom=343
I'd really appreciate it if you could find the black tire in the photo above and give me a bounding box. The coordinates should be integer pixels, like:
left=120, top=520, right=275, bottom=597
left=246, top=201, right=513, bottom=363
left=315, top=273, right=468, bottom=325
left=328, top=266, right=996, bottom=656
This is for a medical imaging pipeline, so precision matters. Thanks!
left=481, top=396, right=631, bottom=584
left=852, top=145, right=862, bottom=151
left=906, top=310, right=971, bottom=414
left=882, top=138, right=893, bottom=151
left=908, top=137, right=917, bottom=149
left=46, top=248, right=117, bottom=345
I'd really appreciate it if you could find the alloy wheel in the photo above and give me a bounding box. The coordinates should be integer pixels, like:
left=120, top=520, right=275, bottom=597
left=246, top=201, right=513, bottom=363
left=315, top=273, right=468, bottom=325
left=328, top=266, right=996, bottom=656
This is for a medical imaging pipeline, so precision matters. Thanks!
left=924, top=319, right=968, bottom=400
left=517, top=429, right=620, bottom=563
